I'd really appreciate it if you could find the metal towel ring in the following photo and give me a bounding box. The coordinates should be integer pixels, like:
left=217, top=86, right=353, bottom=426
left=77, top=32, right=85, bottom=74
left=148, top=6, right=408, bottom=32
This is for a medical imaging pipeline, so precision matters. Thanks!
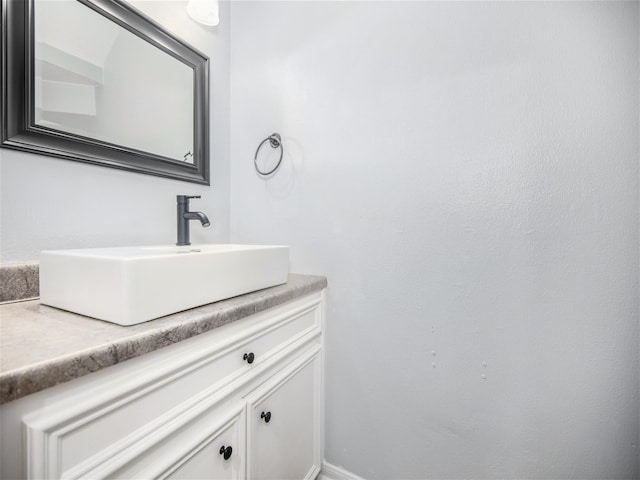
left=254, top=133, right=283, bottom=176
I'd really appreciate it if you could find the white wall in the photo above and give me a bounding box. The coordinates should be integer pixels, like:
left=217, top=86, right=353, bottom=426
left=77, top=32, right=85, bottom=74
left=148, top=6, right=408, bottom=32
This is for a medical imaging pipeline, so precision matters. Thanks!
left=229, top=2, right=640, bottom=478
left=0, top=0, right=230, bottom=263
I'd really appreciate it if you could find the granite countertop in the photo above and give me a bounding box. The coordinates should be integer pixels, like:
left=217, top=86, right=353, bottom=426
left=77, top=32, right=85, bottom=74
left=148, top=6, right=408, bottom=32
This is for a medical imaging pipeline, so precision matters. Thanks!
left=0, top=273, right=327, bottom=405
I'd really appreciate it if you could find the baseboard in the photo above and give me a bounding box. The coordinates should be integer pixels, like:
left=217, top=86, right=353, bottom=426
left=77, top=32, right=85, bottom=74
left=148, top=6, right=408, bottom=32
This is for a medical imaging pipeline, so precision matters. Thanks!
left=319, top=461, right=367, bottom=480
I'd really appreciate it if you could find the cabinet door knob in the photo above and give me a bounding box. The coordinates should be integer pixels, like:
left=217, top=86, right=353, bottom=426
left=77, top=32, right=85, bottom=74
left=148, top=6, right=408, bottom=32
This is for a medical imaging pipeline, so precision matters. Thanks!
left=219, top=445, right=233, bottom=460
left=260, top=411, right=272, bottom=423
left=243, top=352, right=255, bottom=364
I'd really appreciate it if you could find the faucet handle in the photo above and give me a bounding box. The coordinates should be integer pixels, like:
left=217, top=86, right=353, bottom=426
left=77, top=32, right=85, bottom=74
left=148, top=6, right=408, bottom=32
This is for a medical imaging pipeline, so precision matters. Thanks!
left=177, top=195, right=201, bottom=203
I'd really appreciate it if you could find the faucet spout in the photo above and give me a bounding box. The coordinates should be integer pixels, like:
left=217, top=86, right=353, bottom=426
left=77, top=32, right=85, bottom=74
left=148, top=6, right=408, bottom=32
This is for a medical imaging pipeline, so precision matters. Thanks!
left=183, top=211, right=210, bottom=227
left=176, top=195, right=211, bottom=246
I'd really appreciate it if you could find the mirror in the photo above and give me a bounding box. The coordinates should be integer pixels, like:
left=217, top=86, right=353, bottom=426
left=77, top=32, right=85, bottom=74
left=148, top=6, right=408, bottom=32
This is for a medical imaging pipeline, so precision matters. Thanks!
left=1, top=0, right=210, bottom=184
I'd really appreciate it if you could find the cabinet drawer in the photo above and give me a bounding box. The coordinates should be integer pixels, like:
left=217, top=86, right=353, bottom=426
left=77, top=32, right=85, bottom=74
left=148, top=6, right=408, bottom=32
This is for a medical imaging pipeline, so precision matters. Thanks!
left=235, top=299, right=320, bottom=370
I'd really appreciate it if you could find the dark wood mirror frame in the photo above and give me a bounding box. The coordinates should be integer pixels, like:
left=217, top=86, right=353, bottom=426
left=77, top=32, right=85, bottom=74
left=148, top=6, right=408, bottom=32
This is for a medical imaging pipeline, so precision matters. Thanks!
left=1, top=0, right=210, bottom=185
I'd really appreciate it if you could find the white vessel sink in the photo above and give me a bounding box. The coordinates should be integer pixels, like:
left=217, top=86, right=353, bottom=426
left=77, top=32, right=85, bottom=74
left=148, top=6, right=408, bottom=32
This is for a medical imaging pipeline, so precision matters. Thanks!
left=39, top=244, right=289, bottom=326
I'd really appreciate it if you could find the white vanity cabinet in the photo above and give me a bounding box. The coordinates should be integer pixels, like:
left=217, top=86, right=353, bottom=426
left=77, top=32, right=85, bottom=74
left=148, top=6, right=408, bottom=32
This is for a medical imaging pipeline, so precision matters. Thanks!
left=0, top=291, right=325, bottom=480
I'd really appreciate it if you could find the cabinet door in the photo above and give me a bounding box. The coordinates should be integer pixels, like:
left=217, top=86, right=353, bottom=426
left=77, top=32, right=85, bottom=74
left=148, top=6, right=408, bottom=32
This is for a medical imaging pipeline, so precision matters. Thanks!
left=247, top=350, right=321, bottom=480
left=113, top=404, right=246, bottom=480
left=164, top=410, right=244, bottom=480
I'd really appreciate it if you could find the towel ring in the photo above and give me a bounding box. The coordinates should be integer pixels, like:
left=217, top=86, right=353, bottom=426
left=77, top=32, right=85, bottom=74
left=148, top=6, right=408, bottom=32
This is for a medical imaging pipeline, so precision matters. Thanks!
left=254, top=133, right=283, bottom=176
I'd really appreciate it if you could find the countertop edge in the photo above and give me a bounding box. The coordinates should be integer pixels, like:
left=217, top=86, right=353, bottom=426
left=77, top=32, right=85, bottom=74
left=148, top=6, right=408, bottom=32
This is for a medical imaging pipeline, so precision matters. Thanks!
left=0, top=273, right=327, bottom=405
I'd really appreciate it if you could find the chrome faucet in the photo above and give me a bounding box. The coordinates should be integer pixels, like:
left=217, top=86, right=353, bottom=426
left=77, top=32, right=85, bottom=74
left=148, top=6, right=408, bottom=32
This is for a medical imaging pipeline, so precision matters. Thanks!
left=176, top=195, right=210, bottom=246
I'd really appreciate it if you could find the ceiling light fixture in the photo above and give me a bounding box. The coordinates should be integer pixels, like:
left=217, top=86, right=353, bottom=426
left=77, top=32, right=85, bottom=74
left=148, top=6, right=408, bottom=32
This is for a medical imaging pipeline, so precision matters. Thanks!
left=186, top=0, right=219, bottom=26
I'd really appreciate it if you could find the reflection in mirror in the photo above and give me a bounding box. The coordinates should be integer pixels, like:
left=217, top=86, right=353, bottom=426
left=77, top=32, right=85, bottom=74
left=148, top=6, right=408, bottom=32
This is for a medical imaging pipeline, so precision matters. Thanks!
left=34, top=0, right=194, bottom=163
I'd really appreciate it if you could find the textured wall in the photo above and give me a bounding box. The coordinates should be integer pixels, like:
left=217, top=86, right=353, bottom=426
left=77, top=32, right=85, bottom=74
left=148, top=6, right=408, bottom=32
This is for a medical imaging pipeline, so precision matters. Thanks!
left=229, top=2, right=640, bottom=478
left=0, top=0, right=230, bottom=263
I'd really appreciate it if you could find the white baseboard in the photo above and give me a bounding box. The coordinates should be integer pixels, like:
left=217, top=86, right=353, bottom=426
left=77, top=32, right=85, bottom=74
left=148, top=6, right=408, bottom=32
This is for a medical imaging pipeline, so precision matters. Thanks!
left=319, top=461, right=367, bottom=480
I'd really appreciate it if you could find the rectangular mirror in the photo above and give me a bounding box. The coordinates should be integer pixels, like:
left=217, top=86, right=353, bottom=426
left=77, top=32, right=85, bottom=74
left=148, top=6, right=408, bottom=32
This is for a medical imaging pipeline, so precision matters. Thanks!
left=1, top=0, right=210, bottom=184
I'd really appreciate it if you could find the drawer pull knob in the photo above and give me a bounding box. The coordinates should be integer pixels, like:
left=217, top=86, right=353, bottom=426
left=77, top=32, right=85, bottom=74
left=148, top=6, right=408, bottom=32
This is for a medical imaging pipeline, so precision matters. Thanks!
left=260, top=411, right=272, bottom=423
left=243, top=352, right=255, bottom=364
left=219, top=445, right=233, bottom=460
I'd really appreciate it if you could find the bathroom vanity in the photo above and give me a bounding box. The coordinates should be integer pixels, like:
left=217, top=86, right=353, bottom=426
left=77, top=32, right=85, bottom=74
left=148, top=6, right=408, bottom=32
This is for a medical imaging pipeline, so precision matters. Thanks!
left=0, top=274, right=326, bottom=480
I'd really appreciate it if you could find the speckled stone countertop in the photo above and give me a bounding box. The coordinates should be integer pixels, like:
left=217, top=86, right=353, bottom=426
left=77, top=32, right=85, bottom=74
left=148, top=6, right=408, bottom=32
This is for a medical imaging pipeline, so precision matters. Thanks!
left=0, top=273, right=327, bottom=405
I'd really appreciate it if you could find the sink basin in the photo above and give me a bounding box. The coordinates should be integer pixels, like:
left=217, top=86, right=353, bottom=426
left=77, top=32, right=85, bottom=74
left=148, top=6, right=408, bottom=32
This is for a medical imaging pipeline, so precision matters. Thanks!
left=39, top=244, right=289, bottom=326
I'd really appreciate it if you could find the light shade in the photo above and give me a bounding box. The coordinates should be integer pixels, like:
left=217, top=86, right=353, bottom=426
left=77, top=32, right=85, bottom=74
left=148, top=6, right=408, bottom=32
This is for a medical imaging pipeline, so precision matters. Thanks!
left=186, top=0, right=219, bottom=26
